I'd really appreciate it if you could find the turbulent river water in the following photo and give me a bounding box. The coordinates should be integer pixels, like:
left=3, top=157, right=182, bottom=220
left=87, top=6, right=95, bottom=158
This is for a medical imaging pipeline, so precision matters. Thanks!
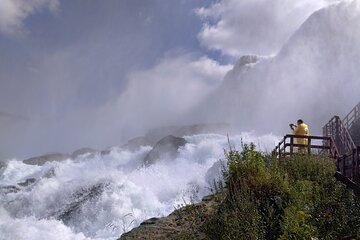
left=0, top=133, right=278, bottom=240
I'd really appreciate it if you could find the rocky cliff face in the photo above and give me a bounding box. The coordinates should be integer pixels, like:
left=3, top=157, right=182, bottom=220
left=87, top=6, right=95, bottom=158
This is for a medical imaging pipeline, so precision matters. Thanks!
left=193, top=0, right=360, bottom=135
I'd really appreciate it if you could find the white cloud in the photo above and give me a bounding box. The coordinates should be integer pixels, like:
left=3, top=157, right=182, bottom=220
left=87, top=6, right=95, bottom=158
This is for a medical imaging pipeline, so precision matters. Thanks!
left=0, top=0, right=59, bottom=35
left=196, top=0, right=338, bottom=56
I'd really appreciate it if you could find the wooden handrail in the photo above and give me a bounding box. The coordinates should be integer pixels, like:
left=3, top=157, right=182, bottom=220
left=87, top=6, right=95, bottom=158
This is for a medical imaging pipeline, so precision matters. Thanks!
left=343, top=101, right=360, bottom=130
left=321, top=111, right=360, bottom=182
left=323, top=116, right=356, bottom=155
left=284, top=134, right=331, bottom=140
left=272, top=135, right=334, bottom=158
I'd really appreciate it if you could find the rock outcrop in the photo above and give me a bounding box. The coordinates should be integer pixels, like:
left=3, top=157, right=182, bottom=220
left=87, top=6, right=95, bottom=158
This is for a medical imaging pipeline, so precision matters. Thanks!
left=143, top=135, right=187, bottom=166
left=121, top=137, right=153, bottom=151
left=52, top=182, right=109, bottom=224
left=0, top=185, right=21, bottom=194
left=119, top=194, right=223, bottom=240
left=23, top=153, right=70, bottom=166
left=71, top=148, right=97, bottom=159
left=192, top=0, right=360, bottom=134
left=145, top=123, right=229, bottom=143
left=17, top=178, right=36, bottom=187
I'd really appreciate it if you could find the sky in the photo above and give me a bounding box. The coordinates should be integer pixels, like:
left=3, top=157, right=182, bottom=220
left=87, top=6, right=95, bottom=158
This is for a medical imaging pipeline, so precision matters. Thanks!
left=0, top=0, right=341, bottom=159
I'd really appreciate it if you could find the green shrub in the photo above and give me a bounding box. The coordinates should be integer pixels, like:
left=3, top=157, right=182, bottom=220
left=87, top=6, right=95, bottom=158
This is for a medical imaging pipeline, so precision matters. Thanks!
left=203, top=144, right=360, bottom=239
left=279, top=206, right=316, bottom=240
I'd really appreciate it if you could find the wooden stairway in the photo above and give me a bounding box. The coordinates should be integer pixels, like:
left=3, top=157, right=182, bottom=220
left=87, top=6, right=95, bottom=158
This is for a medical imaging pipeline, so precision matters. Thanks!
left=323, top=102, right=360, bottom=183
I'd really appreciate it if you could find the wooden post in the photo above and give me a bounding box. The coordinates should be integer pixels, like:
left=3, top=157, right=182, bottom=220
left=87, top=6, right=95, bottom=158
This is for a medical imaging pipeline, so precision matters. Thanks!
left=307, top=136, right=311, bottom=155
left=283, top=136, right=286, bottom=157
left=330, top=138, right=334, bottom=157
left=352, top=149, right=356, bottom=180
left=278, top=143, right=281, bottom=158
left=290, top=136, right=294, bottom=156
left=355, top=147, right=360, bottom=182
left=336, top=117, right=341, bottom=153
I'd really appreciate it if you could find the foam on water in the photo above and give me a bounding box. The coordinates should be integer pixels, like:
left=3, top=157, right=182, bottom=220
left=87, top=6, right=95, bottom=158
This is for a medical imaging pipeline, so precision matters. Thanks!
left=0, top=133, right=279, bottom=240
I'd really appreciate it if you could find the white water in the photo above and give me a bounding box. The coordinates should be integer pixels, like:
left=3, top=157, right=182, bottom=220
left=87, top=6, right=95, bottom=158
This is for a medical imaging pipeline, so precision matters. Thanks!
left=0, top=133, right=279, bottom=240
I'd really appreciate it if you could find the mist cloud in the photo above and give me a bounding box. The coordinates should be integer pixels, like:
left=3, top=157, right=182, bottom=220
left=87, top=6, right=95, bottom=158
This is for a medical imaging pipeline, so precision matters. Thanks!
left=0, top=0, right=59, bottom=35
left=196, top=0, right=340, bottom=56
left=0, top=53, right=231, bottom=159
left=102, top=53, right=232, bottom=137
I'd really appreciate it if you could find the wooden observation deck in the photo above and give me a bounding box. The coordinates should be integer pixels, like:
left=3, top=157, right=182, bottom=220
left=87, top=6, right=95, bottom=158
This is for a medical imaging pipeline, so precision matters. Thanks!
left=273, top=102, right=360, bottom=189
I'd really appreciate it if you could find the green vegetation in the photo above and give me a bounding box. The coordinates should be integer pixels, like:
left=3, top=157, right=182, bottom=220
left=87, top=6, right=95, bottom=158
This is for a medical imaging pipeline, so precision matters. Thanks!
left=203, top=144, right=360, bottom=240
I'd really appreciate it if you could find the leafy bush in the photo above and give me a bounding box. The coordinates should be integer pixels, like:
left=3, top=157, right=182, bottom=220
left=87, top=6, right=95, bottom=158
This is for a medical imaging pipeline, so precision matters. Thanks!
left=203, top=144, right=360, bottom=239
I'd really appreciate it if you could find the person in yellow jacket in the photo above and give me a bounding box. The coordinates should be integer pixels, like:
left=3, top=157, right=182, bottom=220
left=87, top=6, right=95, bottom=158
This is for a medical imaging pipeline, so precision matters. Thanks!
left=289, top=119, right=309, bottom=146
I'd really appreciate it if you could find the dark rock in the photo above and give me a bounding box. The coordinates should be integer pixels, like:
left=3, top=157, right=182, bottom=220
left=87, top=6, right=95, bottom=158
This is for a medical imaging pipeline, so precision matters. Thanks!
left=0, top=185, right=21, bottom=194
left=71, top=148, right=97, bottom=159
left=53, top=182, right=109, bottom=224
left=100, top=149, right=111, bottom=156
left=18, top=178, right=36, bottom=187
left=202, top=194, right=216, bottom=202
left=121, top=137, right=153, bottom=151
left=23, top=153, right=70, bottom=166
left=119, top=192, right=224, bottom=240
left=140, top=217, right=161, bottom=225
left=143, top=135, right=187, bottom=166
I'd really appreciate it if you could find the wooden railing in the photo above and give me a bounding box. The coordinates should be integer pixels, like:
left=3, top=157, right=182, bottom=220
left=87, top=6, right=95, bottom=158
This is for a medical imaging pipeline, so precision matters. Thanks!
left=272, top=134, right=360, bottom=183
left=322, top=114, right=360, bottom=181
left=343, top=101, right=360, bottom=130
left=323, top=116, right=356, bottom=155
left=272, top=101, right=360, bottom=188
left=336, top=146, right=360, bottom=181
left=272, top=135, right=338, bottom=158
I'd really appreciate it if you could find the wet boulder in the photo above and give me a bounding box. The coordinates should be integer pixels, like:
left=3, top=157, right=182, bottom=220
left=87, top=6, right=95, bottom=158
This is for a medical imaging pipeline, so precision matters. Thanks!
left=121, top=137, right=153, bottom=151
left=23, top=153, right=70, bottom=166
left=140, top=217, right=161, bottom=226
left=71, top=148, right=97, bottom=159
left=18, top=178, right=36, bottom=187
left=145, top=123, right=229, bottom=143
left=143, top=135, right=187, bottom=166
left=0, top=185, right=21, bottom=194
left=53, top=182, right=109, bottom=224
left=100, top=149, right=111, bottom=156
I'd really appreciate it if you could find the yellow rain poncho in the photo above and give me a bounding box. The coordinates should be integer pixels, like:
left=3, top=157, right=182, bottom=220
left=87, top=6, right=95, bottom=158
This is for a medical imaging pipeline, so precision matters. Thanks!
left=293, top=123, right=309, bottom=145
